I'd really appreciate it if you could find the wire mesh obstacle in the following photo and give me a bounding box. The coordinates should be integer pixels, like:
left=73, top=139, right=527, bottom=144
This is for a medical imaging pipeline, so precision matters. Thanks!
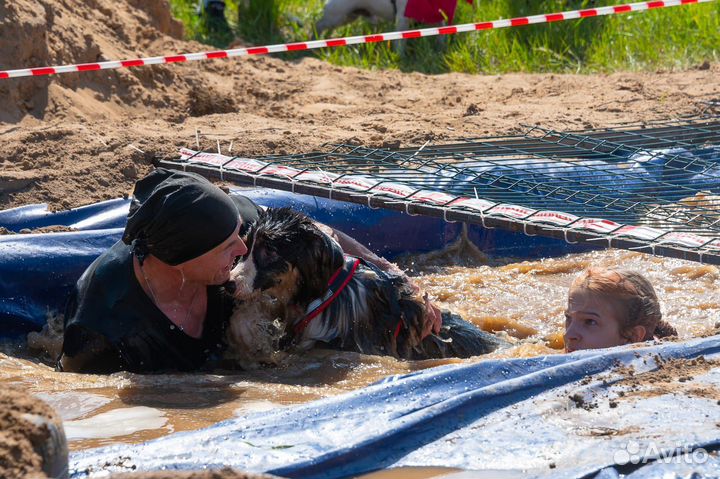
left=158, top=116, right=720, bottom=264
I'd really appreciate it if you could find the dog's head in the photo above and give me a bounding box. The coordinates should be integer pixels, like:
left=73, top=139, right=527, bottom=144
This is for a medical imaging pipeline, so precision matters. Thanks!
left=230, top=207, right=344, bottom=307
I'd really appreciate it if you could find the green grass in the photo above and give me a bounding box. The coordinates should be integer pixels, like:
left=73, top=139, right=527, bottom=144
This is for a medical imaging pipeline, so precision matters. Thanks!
left=169, top=0, right=720, bottom=74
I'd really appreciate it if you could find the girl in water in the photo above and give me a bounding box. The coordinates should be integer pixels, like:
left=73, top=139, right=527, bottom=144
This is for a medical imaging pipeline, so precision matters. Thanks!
left=564, top=267, right=677, bottom=353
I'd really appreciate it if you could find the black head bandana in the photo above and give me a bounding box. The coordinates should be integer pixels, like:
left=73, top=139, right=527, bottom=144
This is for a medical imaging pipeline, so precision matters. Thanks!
left=122, top=168, right=239, bottom=266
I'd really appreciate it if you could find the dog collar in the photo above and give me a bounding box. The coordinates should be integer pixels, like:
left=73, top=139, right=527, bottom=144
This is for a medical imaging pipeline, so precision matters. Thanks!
left=293, top=256, right=406, bottom=341
left=293, top=256, right=362, bottom=336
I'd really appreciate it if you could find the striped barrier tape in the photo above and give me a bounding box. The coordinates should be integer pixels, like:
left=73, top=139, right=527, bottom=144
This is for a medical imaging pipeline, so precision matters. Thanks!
left=0, top=0, right=714, bottom=80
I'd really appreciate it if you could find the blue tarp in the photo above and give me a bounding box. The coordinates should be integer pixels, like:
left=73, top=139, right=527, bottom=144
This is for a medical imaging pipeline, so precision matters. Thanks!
left=69, top=335, right=720, bottom=478
left=2, top=191, right=719, bottom=479
left=0, top=189, right=591, bottom=337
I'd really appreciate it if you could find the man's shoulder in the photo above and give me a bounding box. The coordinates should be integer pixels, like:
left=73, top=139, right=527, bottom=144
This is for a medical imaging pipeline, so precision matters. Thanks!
left=81, top=241, right=133, bottom=283
left=72, top=241, right=136, bottom=323
left=67, top=241, right=144, bottom=346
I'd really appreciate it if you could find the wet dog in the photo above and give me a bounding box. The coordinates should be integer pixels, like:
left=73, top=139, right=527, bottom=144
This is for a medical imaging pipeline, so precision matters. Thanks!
left=316, top=0, right=411, bottom=35
left=316, top=0, right=476, bottom=36
left=226, top=207, right=506, bottom=364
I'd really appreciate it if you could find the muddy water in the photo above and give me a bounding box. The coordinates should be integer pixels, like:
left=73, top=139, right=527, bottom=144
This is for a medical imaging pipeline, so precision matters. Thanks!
left=1, top=249, right=718, bottom=465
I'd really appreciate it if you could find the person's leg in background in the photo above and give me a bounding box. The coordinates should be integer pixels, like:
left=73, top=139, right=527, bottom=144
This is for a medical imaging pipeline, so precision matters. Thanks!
left=198, top=0, right=229, bottom=31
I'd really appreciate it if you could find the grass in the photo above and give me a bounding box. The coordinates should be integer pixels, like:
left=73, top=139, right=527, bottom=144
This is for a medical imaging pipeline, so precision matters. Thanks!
left=169, top=0, right=720, bottom=74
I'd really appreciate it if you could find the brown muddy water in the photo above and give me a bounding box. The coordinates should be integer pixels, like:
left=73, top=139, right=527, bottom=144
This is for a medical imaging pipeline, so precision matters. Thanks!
left=1, top=248, right=718, bottom=474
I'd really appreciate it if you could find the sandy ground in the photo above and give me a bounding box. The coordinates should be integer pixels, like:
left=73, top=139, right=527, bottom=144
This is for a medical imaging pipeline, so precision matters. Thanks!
left=0, top=386, right=277, bottom=479
left=2, top=3, right=719, bottom=477
left=1, top=0, right=718, bottom=210
left=0, top=387, right=67, bottom=479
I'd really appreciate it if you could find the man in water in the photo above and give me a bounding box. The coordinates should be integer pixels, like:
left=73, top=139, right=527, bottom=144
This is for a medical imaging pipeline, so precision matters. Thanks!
left=59, top=169, right=252, bottom=373
left=59, top=168, right=442, bottom=373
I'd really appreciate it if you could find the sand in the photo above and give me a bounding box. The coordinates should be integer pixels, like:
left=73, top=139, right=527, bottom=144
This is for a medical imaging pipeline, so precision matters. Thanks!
left=0, top=388, right=278, bottom=479
left=0, top=387, right=68, bottom=479
left=2, top=4, right=718, bottom=477
left=0, top=0, right=718, bottom=211
left=614, top=355, right=720, bottom=401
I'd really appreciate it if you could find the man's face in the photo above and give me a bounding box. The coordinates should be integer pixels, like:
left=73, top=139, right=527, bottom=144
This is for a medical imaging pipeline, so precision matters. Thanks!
left=564, top=288, right=627, bottom=353
left=179, top=223, right=248, bottom=285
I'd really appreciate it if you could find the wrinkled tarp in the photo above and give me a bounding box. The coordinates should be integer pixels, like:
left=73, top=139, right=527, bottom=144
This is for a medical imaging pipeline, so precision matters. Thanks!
left=70, top=335, right=720, bottom=479
left=0, top=189, right=590, bottom=336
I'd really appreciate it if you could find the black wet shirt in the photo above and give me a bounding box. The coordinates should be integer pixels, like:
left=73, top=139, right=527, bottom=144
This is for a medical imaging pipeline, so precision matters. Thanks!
left=60, top=241, right=232, bottom=374
left=60, top=192, right=262, bottom=374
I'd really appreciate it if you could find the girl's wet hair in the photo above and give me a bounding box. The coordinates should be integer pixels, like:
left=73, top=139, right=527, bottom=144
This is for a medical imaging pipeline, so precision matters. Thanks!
left=571, top=267, right=678, bottom=341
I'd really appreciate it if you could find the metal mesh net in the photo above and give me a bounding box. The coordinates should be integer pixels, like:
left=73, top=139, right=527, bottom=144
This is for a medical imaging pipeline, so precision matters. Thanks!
left=159, top=115, right=720, bottom=264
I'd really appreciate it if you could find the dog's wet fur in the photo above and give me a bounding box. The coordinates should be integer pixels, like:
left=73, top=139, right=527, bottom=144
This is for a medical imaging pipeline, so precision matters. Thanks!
left=226, top=207, right=506, bottom=364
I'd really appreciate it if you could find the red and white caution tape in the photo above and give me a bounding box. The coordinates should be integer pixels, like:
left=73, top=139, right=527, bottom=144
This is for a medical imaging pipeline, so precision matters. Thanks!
left=0, top=0, right=712, bottom=80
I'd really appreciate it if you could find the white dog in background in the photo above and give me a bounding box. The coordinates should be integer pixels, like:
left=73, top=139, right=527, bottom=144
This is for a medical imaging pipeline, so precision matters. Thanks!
left=316, top=0, right=477, bottom=35
left=316, top=0, right=411, bottom=35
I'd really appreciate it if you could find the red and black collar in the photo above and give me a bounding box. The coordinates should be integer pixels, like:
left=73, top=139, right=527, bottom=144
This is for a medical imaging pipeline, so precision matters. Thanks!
left=293, top=256, right=361, bottom=336
left=293, top=256, right=404, bottom=340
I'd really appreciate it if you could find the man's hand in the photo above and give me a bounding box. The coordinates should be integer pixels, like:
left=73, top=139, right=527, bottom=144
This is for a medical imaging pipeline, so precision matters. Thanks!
left=407, top=278, right=442, bottom=340
left=315, top=223, right=406, bottom=276
left=422, top=292, right=443, bottom=339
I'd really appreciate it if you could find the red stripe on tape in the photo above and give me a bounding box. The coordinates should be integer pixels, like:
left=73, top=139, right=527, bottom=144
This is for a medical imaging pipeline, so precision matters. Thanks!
left=31, top=68, right=56, bottom=76
left=287, top=43, right=309, bottom=51
left=121, top=59, right=145, bottom=67
left=365, top=35, right=386, bottom=43
left=579, top=8, right=598, bottom=17
left=247, top=47, right=270, bottom=55
left=326, top=39, right=348, bottom=47
left=546, top=13, right=565, bottom=22
left=77, top=63, right=101, bottom=71
left=614, top=4, right=633, bottom=12
left=439, top=26, right=458, bottom=35
left=510, top=18, right=530, bottom=26
left=648, top=1, right=666, bottom=8
left=402, top=31, right=422, bottom=38
left=206, top=51, right=228, bottom=59
left=0, top=72, right=8, bottom=79
left=475, top=22, right=493, bottom=30
left=681, top=0, right=699, bottom=3
left=165, top=55, right=187, bottom=63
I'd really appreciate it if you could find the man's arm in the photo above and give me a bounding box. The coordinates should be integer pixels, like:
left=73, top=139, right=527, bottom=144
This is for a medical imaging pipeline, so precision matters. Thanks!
left=58, top=325, right=123, bottom=374
left=314, top=223, right=404, bottom=276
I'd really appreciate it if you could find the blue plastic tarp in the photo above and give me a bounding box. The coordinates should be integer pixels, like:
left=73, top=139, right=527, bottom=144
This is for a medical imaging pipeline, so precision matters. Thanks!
left=69, top=335, right=720, bottom=478
left=3, top=191, right=719, bottom=479
left=0, top=189, right=591, bottom=337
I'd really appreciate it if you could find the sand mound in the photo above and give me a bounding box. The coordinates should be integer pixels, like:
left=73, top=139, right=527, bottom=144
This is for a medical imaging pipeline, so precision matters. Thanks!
left=0, top=0, right=246, bottom=123
left=0, top=387, right=68, bottom=479
left=0, top=386, right=276, bottom=479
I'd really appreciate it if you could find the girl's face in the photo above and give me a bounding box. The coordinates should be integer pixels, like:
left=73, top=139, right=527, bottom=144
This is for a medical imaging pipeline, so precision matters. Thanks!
left=564, top=288, right=628, bottom=353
